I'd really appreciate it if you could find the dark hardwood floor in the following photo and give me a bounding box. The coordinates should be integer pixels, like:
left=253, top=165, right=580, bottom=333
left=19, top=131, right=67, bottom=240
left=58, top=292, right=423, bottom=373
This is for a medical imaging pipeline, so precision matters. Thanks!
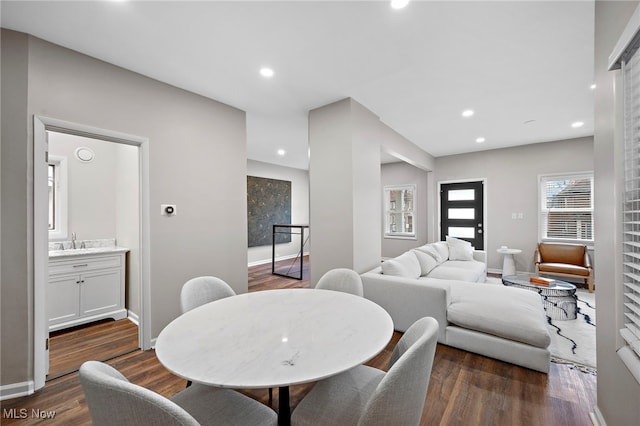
left=1, top=258, right=597, bottom=425
left=48, top=318, right=138, bottom=381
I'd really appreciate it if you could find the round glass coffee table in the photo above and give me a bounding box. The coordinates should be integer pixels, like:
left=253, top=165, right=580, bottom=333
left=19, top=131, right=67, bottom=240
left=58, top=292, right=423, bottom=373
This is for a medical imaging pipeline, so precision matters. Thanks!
left=502, top=274, right=577, bottom=320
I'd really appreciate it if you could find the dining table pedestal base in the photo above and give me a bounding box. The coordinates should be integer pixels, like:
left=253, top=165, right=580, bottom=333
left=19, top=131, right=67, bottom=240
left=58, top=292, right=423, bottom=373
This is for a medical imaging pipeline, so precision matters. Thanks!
left=278, top=386, right=290, bottom=426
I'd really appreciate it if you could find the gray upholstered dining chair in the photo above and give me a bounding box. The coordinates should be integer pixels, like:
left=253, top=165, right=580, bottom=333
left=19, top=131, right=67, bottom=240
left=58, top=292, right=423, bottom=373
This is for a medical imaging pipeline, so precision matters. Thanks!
left=179, top=275, right=275, bottom=401
left=291, top=316, right=439, bottom=426
left=180, top=276, right=236, bottom=314
left=180, top=276, right=237, bottom=388
left=79, top=360, right=277, bottom=426
left=315, top=268, right=364, bottom=297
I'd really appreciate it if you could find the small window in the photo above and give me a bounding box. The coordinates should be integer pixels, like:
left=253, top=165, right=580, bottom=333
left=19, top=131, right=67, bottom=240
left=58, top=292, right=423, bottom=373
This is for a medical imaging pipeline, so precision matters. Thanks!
left=48, top=156, right=68, bottom=240
left=539, top=173, right=594, bottom=243
left=384, top=184, right=416, bottom=239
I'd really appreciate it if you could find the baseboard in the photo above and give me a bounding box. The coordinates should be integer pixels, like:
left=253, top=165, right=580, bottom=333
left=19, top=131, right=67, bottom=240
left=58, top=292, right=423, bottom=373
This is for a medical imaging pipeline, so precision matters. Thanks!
left=590, top=406, right=607, bottom=426
left=0, top=381, right=34, bottom=401
left=248, top=252, right=310, bottom=267
left=127, top=311, right=140, bottom=326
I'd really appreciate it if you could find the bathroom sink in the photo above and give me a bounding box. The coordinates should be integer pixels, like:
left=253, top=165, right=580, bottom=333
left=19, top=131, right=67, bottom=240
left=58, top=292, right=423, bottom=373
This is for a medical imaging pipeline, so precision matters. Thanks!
left=48, top=246, right=128, bottom=258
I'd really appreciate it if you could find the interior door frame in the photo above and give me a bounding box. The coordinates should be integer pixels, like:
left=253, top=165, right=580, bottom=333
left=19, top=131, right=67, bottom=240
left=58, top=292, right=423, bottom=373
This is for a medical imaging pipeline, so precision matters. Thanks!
left=437, top=178, right=488, bottom=249
left=33, top=116, right=152, bottom=391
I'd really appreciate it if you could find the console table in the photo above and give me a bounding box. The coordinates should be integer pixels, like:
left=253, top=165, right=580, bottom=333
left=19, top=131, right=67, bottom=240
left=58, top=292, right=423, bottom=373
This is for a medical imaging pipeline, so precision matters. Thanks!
left=272, top=224, right=309, bottom=280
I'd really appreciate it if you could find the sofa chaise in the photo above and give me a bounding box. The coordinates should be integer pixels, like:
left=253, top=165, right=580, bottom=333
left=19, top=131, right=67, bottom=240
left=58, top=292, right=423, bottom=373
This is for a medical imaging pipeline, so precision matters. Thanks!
left=361, top=239, right=552, bottom=373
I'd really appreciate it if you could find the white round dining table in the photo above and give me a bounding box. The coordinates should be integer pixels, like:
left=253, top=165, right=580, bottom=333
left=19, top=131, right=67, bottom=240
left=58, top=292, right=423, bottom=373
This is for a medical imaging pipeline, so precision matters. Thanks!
left=155, top=288, right=394, bottom=426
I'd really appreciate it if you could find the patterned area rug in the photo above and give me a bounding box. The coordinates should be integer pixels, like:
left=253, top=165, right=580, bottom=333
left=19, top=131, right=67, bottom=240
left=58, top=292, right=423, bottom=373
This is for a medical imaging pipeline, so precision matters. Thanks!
left=485, top=278, right=596, bottom=373
left=548, top=289, right=596, bottom=373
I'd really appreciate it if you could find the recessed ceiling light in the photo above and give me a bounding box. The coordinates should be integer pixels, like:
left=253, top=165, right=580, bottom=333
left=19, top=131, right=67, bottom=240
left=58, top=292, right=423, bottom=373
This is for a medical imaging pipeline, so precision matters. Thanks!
left=571, top=121, right=584, bottom=128
left=476, top=137, right=486, bottom=143
left=260, top=67, right=274, bottom=78
left=462, top=109, right=474, bottom=118
left=590, top=84, right=596, bottom=90
left=391, top=0, right=410, bottom=9
left=277, top=149, right=286, bottom=156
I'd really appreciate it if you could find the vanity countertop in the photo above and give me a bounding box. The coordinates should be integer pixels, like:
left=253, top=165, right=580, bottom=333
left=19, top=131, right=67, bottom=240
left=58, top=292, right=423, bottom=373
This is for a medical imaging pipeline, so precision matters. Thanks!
left=49, top=246, right=129, bottom=259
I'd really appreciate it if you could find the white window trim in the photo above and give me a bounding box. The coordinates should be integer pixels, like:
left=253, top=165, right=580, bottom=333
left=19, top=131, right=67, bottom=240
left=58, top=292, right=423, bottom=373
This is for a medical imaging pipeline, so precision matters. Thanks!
left=538, top=171, right=594, bottom=245
left=613, top=2, right=640, bottom=385
left=48, top=155, right=68, bottom=241
left=383, top=184, right=417, bottom=240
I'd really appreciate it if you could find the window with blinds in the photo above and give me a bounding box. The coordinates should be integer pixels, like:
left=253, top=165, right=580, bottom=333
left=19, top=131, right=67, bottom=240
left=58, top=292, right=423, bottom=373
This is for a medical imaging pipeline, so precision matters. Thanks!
left=540, top=173, right=594, bottom=242
left=621, top=43, right=640, bottom=382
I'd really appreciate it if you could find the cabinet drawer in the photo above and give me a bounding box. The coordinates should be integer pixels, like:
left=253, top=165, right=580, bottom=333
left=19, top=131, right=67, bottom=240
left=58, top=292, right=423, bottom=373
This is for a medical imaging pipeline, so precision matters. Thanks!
left=49, top=255, right=122, bottom=276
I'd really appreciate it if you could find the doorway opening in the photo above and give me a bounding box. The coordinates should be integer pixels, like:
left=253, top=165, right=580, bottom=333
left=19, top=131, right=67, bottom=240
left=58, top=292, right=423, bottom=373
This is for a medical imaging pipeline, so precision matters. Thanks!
left=34, top=116, right=151, bottom=391
left=45, top=131, right=141, bottom=380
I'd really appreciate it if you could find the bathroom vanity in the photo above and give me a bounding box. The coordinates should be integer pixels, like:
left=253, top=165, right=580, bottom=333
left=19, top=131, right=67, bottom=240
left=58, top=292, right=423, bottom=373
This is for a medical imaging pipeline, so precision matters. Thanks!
left=48, top=244, right=128, bottom=332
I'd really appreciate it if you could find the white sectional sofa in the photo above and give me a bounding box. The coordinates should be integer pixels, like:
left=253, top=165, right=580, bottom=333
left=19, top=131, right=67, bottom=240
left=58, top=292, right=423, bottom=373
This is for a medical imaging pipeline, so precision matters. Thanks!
left=361, top=239, right=552, bottom=373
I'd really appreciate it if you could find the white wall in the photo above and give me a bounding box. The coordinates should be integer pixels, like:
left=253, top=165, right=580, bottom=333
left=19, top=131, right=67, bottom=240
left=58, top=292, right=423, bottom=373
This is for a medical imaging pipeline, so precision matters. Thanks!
left=115, top=142, right=141, bottom=318
left=594, top=1, right=640, bottom=424
left=381, top=162, right=429, bottom=258
left=247, top=160, right=309, bottom=265
left=433, top=137, right=593, bottom=273
left=48, top=133, right=118, bottom=241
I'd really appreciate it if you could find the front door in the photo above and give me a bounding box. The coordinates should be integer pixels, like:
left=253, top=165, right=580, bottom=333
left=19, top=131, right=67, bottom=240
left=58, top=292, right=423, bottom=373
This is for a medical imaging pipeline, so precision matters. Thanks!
left=440, top=181, right=484, bottom=249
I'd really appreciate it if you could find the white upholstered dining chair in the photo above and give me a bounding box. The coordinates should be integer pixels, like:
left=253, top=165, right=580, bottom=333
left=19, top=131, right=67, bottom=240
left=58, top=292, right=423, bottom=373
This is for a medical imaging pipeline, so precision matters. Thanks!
left=291, top=316, right=439, bottom=426
left=180, top=276, right=236, bottom=314
left=79, top=360, right=277, bottom=426
left=315, top=268, right=364, bottom=297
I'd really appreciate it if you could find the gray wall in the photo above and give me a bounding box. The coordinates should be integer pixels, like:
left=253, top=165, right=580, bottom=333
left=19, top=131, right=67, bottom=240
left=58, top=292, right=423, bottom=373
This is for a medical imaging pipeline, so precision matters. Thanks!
left=381, top=162, right=429, bottom=258
left=308, top=98, right=434, bottom=285
left=594, top=1, right=640, bottom=424
left=1, top=30, right=248, bottom=388
left=433, top=137, right=593, bottom=272
left=1, top=27, right=30, bottom=389
left=247, top=160, right=310, bottom=265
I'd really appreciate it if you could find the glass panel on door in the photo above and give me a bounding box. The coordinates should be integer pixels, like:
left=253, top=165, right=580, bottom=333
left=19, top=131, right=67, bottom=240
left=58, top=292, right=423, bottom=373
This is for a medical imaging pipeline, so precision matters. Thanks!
left=448, top=189, right=475, bottom=201
left=448, top=227, right=476, bottom=239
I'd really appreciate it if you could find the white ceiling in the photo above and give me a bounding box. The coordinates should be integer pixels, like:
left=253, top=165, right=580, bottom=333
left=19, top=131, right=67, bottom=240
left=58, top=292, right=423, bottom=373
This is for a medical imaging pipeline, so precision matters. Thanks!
left=1, top=1, right=595, bottom=170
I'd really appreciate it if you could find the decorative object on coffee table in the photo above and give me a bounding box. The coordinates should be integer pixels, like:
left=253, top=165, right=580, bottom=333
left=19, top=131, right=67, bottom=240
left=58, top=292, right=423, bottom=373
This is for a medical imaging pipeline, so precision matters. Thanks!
left=502, top=274, right=577, bottom=320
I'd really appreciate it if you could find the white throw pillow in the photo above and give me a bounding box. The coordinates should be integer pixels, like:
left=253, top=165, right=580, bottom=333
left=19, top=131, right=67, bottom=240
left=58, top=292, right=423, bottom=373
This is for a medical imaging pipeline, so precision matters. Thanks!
left=414, top=243, right=445, bottom=264
left=432, top=241, right=450, bottom=261
left=381, top=251, right=421, bottom=278
left=446, top=236, right=474, bottom=261
left=411, top=249, right=438, bottom=276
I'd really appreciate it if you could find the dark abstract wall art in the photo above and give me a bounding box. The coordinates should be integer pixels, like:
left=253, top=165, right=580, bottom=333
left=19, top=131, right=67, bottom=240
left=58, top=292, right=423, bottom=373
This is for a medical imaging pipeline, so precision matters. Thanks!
left=247, top=176, right=292, bottom=247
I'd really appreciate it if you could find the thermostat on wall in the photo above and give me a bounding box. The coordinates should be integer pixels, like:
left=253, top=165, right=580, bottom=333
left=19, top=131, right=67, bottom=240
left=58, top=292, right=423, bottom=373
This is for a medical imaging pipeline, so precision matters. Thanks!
left=161, top=204, right=177, bottom=216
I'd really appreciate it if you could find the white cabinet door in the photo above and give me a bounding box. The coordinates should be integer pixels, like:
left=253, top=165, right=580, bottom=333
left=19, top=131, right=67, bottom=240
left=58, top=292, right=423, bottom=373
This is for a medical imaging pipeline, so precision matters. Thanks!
left=48, top=251, right=127, bottom=331
left=80, top=269, right=122, bottom=317
left=48, top=274, right=81, bottom=327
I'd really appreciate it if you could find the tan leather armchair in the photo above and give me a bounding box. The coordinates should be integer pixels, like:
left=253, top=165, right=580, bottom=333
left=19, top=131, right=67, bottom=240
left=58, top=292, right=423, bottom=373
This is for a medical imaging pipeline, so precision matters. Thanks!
left=534, top=242, right=594, bottom=292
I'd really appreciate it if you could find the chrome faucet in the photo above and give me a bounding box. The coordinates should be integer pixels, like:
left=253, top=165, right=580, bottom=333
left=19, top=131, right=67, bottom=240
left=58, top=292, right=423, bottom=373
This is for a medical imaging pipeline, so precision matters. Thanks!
left=72, top=232, right=77, bottom=249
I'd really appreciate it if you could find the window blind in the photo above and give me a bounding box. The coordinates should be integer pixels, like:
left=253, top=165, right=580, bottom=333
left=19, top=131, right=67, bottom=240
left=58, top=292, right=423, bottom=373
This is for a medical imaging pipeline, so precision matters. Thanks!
left=622, top=48, right=640, bottom=382
left=540, top=174, right=594, bottom=241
